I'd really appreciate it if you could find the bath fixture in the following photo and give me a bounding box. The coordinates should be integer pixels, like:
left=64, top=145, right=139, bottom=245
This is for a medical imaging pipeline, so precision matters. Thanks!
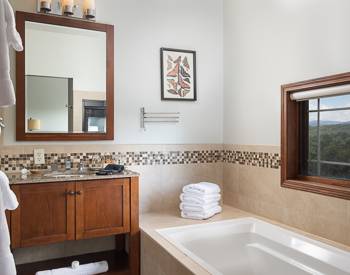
left=140, top=107, right=180, bottom=130
left=158, top=218, right=350, bottom=275
left=78, top=161, right=84, bottom=173
left=39, top=0, right=51, bottom=13
left=62, top=0, right=74, bottom=16
left=83, top=0, right=96, bottom=20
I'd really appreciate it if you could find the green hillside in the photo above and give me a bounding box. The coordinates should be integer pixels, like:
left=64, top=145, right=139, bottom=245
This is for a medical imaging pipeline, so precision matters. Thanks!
left=308, top=124, right=350, bottom=179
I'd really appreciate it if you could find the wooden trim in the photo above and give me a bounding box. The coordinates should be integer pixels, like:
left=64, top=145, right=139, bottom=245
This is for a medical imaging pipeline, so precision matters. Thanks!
left=282, top=180, right=350, bottom=200
left=129, top=177, right=140, bottom=275
left=15, top=11, right=114, bottom=141
left=10, top=185, right=21, bottom=249
left=281, top=72, right=350, bottom=200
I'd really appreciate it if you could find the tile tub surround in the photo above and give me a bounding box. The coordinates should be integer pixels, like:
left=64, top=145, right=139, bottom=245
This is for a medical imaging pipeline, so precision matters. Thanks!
left=140, top=206, right=350, bottom=275
left=223, top=144, right=350, bottom=247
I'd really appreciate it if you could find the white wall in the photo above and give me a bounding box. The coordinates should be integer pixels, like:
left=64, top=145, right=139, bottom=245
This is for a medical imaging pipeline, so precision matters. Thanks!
left=223, top=0, right=350, bottom=145
left=3, top=0, right=224, bottom=145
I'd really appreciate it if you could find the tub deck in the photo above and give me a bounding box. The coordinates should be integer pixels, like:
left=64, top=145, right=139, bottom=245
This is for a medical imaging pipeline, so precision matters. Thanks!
left=140, top=205, right=350, bottom=275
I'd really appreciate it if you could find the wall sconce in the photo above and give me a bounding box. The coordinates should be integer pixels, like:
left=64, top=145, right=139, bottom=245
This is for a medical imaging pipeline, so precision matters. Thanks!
left=36, top=0, right=96, bottom=21
left=62, top=0, right=75, bottom=16
left=39, top=0, right=52, bottom=13
left=83, top=0, right=95, bottom=20
left=28, top=118, right=41, bottom=131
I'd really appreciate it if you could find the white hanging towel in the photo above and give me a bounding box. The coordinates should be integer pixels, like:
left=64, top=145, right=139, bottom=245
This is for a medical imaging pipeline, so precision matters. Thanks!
left=182, top=182, right=220, bottom=196
left=0, top=171, right=19, bottom=275
left=0, top=0, right=23, bottom=107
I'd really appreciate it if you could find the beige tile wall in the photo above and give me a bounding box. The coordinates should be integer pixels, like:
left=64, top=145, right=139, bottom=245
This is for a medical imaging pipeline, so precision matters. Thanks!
left=223, top=144, right=350, bottom=247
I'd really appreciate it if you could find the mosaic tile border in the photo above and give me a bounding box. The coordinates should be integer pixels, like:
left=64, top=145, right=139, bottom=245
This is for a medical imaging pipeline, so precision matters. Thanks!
left=223, top=150, right=280, bottom=169
left=0, top=149, right=281, bottom=172
left=0, top=150, right=223, bottom=172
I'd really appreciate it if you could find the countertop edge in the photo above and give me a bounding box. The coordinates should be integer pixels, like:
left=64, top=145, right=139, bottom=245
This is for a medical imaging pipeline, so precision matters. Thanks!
left=7, top=170, right=140, bottom=185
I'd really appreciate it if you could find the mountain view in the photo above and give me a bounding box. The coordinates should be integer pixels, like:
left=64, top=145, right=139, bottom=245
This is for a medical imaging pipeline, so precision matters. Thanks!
left=308, top=122, right=350, bottom=180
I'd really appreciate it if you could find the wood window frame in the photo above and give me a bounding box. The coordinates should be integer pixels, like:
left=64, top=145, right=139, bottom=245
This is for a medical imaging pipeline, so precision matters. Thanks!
left=281, top=72, right=350, bottom=200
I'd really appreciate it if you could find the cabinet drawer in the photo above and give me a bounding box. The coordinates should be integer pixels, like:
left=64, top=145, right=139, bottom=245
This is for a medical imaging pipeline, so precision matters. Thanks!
left=75, top=178, right=130, bottom=240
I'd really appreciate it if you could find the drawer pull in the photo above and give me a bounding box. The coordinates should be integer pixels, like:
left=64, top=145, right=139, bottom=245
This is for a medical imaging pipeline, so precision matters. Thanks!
left=76, top=191, right=83, bottom=195
left=65, top=191, right=76, bottom=196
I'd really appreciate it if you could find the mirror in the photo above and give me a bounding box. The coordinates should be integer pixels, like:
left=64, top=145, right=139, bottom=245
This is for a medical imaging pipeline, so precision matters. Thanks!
left=16, top=12, right=114, bottom=141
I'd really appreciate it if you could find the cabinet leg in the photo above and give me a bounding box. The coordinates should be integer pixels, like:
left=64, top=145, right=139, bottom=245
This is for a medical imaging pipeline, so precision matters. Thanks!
left=129, top=177, right=140, bottom=275
left=129, top=231, right=140, bottom=275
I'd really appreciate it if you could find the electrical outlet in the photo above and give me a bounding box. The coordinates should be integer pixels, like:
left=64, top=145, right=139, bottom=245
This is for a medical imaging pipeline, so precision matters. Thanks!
left=34, top=149, right=45, bottom=165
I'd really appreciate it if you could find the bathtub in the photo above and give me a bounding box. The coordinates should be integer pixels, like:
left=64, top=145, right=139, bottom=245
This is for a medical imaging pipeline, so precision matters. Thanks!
left=157, top=217, right=350, bottom=275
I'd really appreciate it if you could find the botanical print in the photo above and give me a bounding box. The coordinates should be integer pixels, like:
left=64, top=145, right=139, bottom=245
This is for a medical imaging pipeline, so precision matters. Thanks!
left=161, top=48, right=196, bottom=101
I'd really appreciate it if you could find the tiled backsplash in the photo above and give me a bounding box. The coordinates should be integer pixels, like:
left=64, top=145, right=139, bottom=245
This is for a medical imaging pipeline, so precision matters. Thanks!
left=224, top=150, right=280, bottom=169
left=0, top=146, right=281, bottom=172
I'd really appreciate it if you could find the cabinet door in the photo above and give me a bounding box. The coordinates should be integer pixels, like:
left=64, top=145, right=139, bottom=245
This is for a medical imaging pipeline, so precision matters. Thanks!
left=76, top=178, right=130, bottom=240
left=11, top=182, right=75, bottom=248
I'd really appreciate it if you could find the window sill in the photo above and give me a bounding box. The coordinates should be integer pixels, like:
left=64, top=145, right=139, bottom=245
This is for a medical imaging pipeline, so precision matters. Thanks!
left=281, top=179, right=350, bottom=200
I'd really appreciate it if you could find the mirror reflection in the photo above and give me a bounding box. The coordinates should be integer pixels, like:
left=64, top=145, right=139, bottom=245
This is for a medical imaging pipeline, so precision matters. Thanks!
left=25, top=22, right=107, bottom=133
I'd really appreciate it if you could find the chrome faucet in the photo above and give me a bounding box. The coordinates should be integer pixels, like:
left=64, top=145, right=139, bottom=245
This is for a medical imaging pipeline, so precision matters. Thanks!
left=78, top=162, right=84, bottom=173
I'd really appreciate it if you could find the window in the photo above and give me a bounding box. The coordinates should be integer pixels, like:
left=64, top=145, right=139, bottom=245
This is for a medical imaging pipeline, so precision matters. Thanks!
left=301, top=95, right=350, bottom=180
left=281, top=73, right=350, bottom=200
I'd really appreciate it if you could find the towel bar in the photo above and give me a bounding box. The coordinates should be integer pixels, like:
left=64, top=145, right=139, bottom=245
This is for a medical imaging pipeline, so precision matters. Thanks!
left=140, top=107, right=180, bottom=130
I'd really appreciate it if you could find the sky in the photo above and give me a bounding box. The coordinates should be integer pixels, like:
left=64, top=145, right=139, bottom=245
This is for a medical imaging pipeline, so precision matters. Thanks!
left=309, top=94, right=350, bottom=122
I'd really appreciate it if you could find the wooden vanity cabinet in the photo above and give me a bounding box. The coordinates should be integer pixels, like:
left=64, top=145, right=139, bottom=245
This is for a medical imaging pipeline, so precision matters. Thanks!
left=10, top=176, right=140, bottom=274
left=10, top=177, right=138, bottom=246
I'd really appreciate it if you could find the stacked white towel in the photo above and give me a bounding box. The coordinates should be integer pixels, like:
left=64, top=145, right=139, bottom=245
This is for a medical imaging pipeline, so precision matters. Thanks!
left=180, top=182, right=222, bottom=220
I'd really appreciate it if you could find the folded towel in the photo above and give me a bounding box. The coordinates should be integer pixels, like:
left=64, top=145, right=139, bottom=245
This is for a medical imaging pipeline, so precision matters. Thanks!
left=181, top=205, right=222, bottom=220
left=182, top=182, right=220, bottom=195
left=35, top=261, right=109, bottom=275
left=180, top=202, right=219, bottom=212
left=180, top=193, right=221, bottom=205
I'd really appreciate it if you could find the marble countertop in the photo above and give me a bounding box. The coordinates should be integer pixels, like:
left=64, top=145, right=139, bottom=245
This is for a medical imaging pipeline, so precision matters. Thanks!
left=140, top=205, right=350, bottom=275
left=7, top=169, right=139, bottom=185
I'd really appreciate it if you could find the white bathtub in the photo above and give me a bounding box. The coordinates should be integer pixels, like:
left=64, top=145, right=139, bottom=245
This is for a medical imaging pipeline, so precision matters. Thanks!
left=157, top=217, right=350, bottom=275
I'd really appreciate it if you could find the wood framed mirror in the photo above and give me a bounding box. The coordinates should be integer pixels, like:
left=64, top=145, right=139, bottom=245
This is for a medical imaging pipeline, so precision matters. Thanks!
left=16, top=12, right=114, bottom=141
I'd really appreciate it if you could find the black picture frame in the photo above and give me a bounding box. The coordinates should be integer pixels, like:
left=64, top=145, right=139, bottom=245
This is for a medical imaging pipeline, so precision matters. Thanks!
left=160, top=48, right=197, bottom=101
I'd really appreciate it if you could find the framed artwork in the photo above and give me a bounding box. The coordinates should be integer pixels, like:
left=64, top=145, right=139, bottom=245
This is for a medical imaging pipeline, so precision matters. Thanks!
left=160, top=48, right=197, bottom=101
